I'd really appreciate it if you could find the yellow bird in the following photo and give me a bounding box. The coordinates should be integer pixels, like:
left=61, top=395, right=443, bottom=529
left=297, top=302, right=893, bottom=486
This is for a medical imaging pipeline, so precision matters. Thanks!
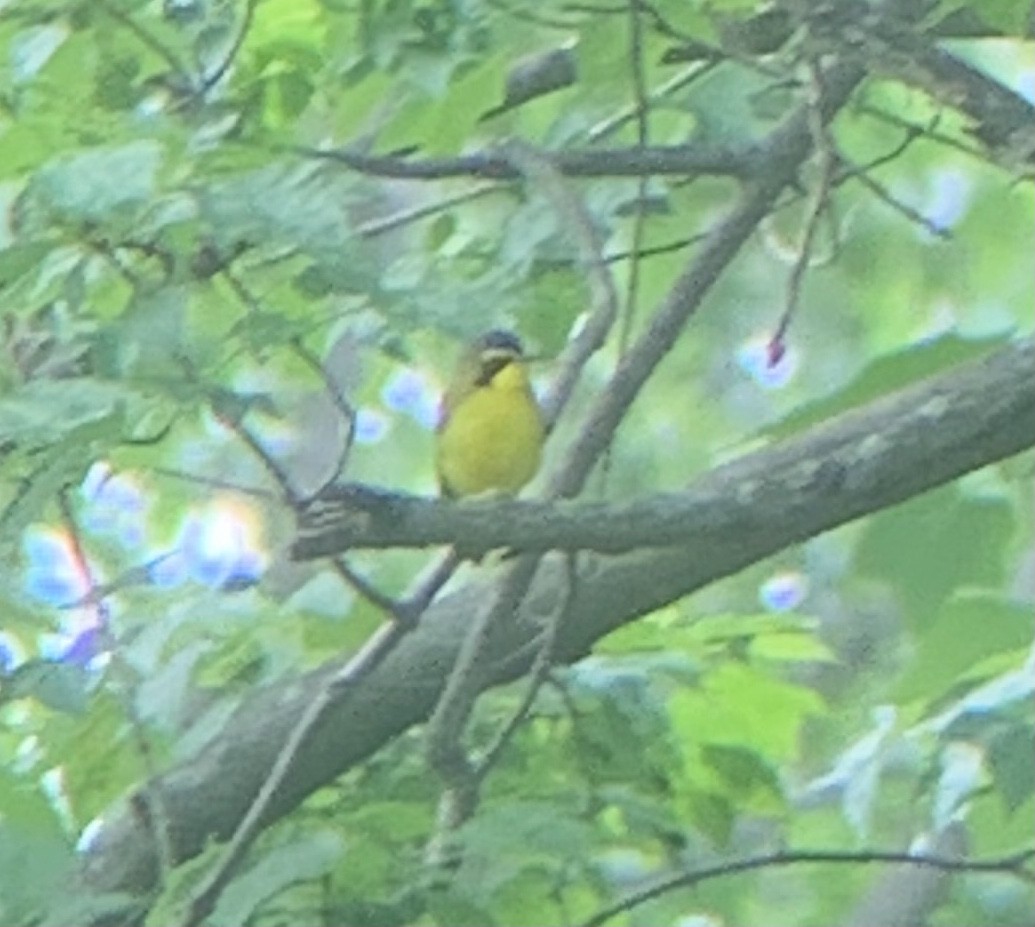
left=435, top=330, right=545, bottom=498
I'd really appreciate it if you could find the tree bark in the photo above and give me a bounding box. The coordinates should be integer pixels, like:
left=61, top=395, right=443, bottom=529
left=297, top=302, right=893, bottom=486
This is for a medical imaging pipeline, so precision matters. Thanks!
left=80, top=337, right=1035, bottom=898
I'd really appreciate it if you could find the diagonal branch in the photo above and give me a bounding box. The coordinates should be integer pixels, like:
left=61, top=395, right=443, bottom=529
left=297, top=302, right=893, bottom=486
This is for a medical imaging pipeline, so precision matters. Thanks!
left=547, top=56, right=865, bottom=500
left=861, top=24, right=1035, bottom=166
left=80, top=334, right=1035, bottom=903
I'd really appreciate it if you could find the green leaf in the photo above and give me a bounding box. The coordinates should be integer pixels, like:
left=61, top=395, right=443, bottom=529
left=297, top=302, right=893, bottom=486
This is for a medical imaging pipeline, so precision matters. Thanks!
left=10, top=22, right=71, bottom=83
left=574, top=14, right=633, bottom=107
left=854, top=486, right=1013, bottom=629
left=29, top=140, right=164, bottom=225
left=700, top=743, right=784, bottom=809
left=669, top=661, right=825, bottom=761
left=0, top=658, right=92, bottom=714
left=748, top=630, right=835, bottom=664
left=567, top=661, right=683, bottom=786
left=682, top=787, right=735, bottom=845
left=424, top=890, right=496, bottom=927
left=198, top=162, right=377, bottom=293
left=210, top=830, right=346, bottom=927
left=459, top=800, right=595, bottom=868
left=958, top=0, right=1032, bottom=34
left=762, top=333, right=1008, bottom=440
left=377, top=55, right=506, bottom=155
left=0, top=241, right=58, bottom=292
left=200, top=162, right=346, bottom=252
left=515, top=267, right=587, bottom=355
left=145, top=842, right=226, bottom=927
left=897, top=590, right=1033, bottom=701
left=0, top=773, right=75, bottom=925
left=227, top=310, right=308, bottom=354
left=987, top=721, right=1035, bottom=813
left=934, top=741, right=988, bottom=828
left=684, top=612, right=820, bottom=644
left=350, top=800, right=433, bottom=843
left=135, top=643, right=208, bottom=733
left=0, top=416, right=117, bottom=544
left=96, top=285, right=188, bottom=379
left=39, top=893, right=144, bottom=927
left=0, top=378, right=128, bottom=448
left=42, top=690, right=160, bottom=824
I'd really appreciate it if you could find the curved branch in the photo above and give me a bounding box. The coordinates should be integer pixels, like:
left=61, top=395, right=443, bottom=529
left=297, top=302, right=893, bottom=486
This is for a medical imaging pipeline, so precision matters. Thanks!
left=581, top=838, right=1034, bottom=927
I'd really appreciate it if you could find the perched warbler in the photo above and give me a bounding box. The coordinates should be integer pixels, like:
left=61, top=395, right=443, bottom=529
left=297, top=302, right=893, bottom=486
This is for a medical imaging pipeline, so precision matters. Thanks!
left=435, top=329, right=545, bottom=498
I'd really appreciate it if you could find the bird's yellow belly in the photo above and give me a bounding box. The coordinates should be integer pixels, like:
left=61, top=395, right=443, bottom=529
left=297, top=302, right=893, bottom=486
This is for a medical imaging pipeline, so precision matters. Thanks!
left=437, top=385, right=543, bottom=497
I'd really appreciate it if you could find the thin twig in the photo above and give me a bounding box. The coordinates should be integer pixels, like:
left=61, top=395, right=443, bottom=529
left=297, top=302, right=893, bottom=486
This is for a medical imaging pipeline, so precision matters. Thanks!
left=601, top=231, right=708, bottom=264
left=451, top=230, right=708, bottom=270
left=150, top=466, right=278, bottom=500
left=57, top=491, right=176, bottom=881
left=580, top=845, right=1035, bottom=927
left=771, top=61, right=838, bottom=352
left=498, top=142, right=618, bottom=430
left=856, top=103, right=988, bottom=162
left=221, top=265, right=263, bottom=318
left=844, top=115, right=930, bottom=175
left=211, top=404, right=297, bottom=502
left=618, top=0, right=650, bottom=356
left=474, top=553, right=578, bottom=778
left=95, top=0, right=193, bottom=86
left=181, top=614, right=418, bottom=926
left=586, top=63, right=714, bottom=144
left=425, top=554, right=541, bottom=760
left=85, top=236, right=141, bottom=289
left=602, top=0, right=652, bottom=489
left=486, top=0, right=581, bottom=29
left=420, top=141, right=622, bottom=856
left=289, top=337, right=358, bottom=491
left=552, top=59, right=867, bottom=502
left=197, top=0, right=258, bottom=94
left=356, top=182, right=506, bottom=238
left=329, top=559, right=402, bottom=618
left=177, top=627, right=417, bottom=919
left=174, top=311, right=469, bottom=924
left=180, top=533, right=441, bottom=926
left=423, top=553, right=541, bottom=866
left=844, top=163, right=952, bottom=239
left=400, top=549, right=461, bottom=617
left=174, top=347, right=428, bottom=924
left=61, top=553, right=178, bottom=608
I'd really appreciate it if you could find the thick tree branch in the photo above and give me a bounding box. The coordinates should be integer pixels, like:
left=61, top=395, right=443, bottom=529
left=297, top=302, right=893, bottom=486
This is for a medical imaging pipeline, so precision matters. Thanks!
left=294, top=338, right=1034, bottom=556
left=297, top=140, right=754, bottom=182
left=295, top=7, right=1035, bottom=188
left=75, top=8, right=1033, bottom=914
left=864, top=27, right=1035, bottom=166
left=81, top=336, right=1034, bottom=903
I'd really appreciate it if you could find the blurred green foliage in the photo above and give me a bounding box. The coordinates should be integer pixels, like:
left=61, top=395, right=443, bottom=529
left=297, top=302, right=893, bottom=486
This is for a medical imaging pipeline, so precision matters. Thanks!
left=0, top=0, right=1032, bottom=925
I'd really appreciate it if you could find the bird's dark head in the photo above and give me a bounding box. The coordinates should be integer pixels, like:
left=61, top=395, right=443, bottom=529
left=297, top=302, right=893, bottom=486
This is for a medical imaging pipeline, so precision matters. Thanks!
left=476, top=329, right=525, bottom=356
left=473, top=329, right=526, bottom=385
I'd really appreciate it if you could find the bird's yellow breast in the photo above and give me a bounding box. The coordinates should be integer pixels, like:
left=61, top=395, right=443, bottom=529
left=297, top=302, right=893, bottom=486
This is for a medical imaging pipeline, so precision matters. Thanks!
left=436, top=363, right=544, bottom=498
